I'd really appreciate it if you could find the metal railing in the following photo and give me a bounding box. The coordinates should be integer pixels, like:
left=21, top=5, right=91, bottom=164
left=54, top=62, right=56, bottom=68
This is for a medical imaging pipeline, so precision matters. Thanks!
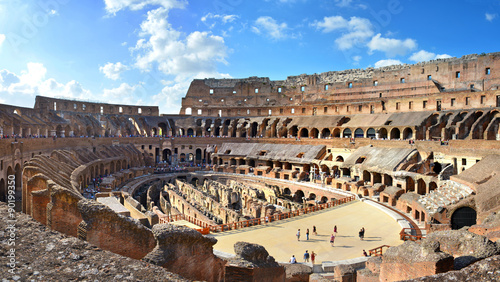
left=158, top=196, right=356, bottom=234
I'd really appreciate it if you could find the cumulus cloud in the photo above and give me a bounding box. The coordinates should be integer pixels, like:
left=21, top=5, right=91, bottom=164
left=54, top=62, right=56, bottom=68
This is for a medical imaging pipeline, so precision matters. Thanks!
left=312, top=16, right=373, bottom=50
left=485, top=13, right=497, bottom=22
left=336, top=17, right=373, bottom=50
left=99, top=62, right=129, bottom=80
left=374, top=59, right=403, bottom=68
left=409, top=50, right=452, bottom=62
left=312, top=16, right=348, bottom=33
left=367, top=33, right=417, bottom=57
left=0, top=63, right=93, bottom=108
left=252, top=16, right=290, bottom=40
left=103, top=0, right=186, bottom=14
left=132, top=7, right=228, bottom=77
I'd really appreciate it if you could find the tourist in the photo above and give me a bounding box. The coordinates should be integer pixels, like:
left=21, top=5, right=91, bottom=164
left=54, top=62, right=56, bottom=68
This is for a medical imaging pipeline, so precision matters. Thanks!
left=334, top=225, right=337, bottom=235
left=313, top=225, right=317, bottom=235
left=289, top=255, right=296, bottom=263
left=311, top=251, right=316, bottom=264
left=306, top=228, right=309, bottom=240
left=330, top=234, right=335, bottom=246
left=363, top=250, right=369, bottom=257
left=359, top=227, right=365, bottom=240
left=296, top=229, right=301, bottom=241
left=303, top=250, right=310, bottom=262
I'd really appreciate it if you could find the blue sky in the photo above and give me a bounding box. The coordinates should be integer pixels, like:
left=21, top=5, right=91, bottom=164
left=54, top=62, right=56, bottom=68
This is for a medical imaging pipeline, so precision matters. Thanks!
left=0, top=0, right=499, bottom=114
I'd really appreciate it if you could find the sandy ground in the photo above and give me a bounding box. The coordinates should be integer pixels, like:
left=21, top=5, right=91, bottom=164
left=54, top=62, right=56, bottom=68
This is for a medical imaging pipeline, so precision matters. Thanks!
left=208, top=201, right=402, bottom=263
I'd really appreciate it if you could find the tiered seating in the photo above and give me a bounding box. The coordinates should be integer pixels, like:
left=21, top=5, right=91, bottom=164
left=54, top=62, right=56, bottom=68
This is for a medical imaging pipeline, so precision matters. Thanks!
left=417, top=180, right=474, bottom=214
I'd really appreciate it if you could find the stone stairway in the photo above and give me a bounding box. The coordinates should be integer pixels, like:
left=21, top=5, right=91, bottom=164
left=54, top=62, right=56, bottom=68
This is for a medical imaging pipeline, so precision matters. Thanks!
left=417, top=180, right=474, bottom=215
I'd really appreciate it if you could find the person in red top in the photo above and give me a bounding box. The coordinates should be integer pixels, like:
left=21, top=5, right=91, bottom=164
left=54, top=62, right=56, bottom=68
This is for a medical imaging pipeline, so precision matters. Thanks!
left=311, top=251, right=316, bottom=264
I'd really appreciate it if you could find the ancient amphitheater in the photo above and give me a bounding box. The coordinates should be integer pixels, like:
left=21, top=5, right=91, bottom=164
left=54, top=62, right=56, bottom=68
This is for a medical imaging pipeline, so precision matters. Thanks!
left=1, top=52, right=500, bottom=281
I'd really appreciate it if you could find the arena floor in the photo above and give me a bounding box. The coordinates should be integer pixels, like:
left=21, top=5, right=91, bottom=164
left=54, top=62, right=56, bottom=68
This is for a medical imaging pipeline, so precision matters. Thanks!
left=208, top=201, right=403, bottom=263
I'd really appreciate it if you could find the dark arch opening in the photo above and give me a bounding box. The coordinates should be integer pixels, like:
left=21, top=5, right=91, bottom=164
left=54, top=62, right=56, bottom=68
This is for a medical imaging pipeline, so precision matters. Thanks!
left=451, top=207, right=477, bottom=230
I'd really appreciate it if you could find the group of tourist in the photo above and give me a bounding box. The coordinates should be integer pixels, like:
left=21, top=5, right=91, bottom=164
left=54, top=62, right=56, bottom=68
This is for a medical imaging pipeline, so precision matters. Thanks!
left=291, top=224, right=370, bottom=264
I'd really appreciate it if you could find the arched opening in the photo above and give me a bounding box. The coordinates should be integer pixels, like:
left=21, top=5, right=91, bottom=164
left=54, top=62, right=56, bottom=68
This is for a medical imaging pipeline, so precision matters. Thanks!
left=451, top=207, right=477, bottom=230
left=373, top=172, right=381, bottom=184
left=288, top=126, right=298, bottom=137
left=383, top=174, right=393, bottom=186
left=310, top=128, right=319, bottom=138
left=403, top=127, right=413, bottom=140
left=379, top=128, right=388, bottom=139
left=343, top=128, right=352, bottom=138
left=320, top=196, right=328, bottom=203
left=406, top=177, right=415, bottom=192
left=335, top=156, right=344, bottom=162
left=429, top=182, right=437, bottom=192
left=321, top=128, right=331, bottom=138
left=390, top=128, right=401, bottom=140
left=354, top=128, right=364, bottom=138
left=283, top=188, right=291, bottom=195
left=366, top=128, right=376, bottom=139
left=432, top=162, right=442, bottom=174
left=299, top=128, right=309, bottom=138
left=294, top=190, right=305, bottom=203
left=417, top=179, right=426, bottom=195
left=187, top=128, right=194, bottom=137
left=333, top=128, right=341, bottom=138
left=195, top=148, right=202, bottom=163
left=251, top=122, right=258, bottom=137
left=163, top=149, right=172, bottom=163
left=362, top=170, right=371, bottom=183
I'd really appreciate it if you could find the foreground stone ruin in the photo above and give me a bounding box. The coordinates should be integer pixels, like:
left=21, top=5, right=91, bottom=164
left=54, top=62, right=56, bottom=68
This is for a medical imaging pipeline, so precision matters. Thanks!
left=1, top=52, right=500, bottom=281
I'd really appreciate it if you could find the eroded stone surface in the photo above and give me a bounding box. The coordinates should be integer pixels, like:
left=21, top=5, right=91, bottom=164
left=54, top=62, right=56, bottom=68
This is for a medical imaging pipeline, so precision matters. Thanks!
left=0, top=202, right=188, bottom=281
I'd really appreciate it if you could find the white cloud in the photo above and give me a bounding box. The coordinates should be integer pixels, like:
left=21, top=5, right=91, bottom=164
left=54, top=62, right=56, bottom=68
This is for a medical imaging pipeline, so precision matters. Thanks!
left=312, top=16, right=373, bottom=50
left=103, top=0, right=186, bottom=14
left=102, top=82, right=146, bottom=105
left=99, top=62, right=129, bottom=80
left=367, top=33, right=417, bottom=57
left=409, top=50, right=452, bottom=62
left=0, top=34, right=5, bottom=47
left=0, top=63, right=92, bottom=107
left=132, top=7, right=228, bottom=77
left=485, top=13, right=497, bottom=22
left=336, top=17, right=374, bottom=50
left=435, top=54, right=452, bottom=59
left=201, top=13, right=239, bottom=31
left=20, top=62, right=47, bottom=86
left=352, top=55, right=362, bottom=62
left=374, top=59, right=403, bottom=68
left=312, top=16, right=348, bottom=33
left=252, top=16, right=290, bottom=40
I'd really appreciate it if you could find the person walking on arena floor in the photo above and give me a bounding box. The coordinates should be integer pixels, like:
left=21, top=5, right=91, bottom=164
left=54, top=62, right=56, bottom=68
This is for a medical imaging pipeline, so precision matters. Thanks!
left=296, top=229, right=301, bottom=241
left=334, top=225, right=337, bottom=235
left=313, top=225, right=317, bottom=235
left=330, top=234, right=335, bottom=247
left=359, top=227, right=365, bottom=240
left=306, top=228, right=310, bottom=240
